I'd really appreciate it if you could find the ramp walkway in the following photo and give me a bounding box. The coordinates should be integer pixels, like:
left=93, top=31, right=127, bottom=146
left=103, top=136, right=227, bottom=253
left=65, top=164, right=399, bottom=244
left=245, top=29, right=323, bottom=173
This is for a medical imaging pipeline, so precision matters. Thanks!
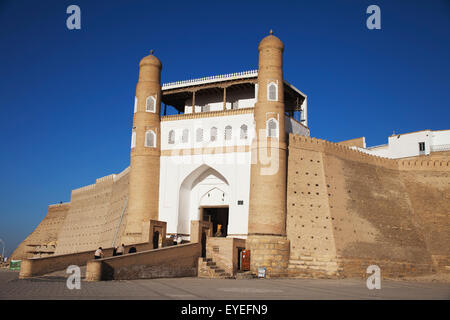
left=86, top=243, right=201, bottom=281
left=19, top=242, right=155, bottom=278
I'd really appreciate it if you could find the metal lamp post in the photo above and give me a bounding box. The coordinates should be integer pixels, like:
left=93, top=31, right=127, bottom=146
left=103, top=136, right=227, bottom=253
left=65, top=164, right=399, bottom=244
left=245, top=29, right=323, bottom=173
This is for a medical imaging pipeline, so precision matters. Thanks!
left=0, top=238, right=5, bottom=261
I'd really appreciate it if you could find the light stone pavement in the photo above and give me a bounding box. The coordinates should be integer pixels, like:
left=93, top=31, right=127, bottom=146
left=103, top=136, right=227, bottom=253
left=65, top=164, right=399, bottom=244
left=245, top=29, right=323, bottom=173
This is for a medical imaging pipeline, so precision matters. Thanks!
left=0, top=269, right=449, bottom=300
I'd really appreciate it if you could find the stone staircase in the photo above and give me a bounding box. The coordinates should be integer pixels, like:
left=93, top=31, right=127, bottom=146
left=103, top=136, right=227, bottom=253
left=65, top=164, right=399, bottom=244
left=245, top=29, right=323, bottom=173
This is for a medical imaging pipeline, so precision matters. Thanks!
left=197, top=257, right=232, bottom=279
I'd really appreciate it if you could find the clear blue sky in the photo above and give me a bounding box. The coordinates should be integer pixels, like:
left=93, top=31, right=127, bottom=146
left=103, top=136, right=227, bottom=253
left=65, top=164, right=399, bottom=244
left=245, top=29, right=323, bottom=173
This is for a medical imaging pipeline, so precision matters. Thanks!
left=0, top=0, right=449, bottom=256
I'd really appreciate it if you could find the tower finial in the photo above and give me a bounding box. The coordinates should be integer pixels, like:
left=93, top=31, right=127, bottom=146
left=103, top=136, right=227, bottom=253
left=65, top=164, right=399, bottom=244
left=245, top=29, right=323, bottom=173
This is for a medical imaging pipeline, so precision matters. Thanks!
left=269, top=29, right=273, bottom=35
left=150, top=49, right=154, bottom=55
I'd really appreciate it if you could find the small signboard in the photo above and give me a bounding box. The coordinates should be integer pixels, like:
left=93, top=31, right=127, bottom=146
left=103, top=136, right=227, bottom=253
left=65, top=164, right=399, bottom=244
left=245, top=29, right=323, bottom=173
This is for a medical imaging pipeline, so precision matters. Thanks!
left=258, top=267, right=266, bottom=278
left=9, top=260, right=21, bottom=271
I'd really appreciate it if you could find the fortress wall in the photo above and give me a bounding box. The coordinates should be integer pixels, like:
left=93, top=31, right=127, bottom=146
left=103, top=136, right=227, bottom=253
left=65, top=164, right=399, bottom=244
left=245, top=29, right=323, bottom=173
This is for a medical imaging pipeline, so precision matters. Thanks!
left=323, top=152, right=433, bottom=278
left=286, top=143, right=339, bottom=277
left=10, top=203, right=70, bottom=260
left=337, top=137, right=366, bottom=148
left=399, top=169, right=450, bottom=272
left=98, top=167, right=130, bottom=248
left=287, top=134, right=449, bottom=278
left=54, top=168, right=130, bottom=255
left=398, top=158, right=450, bottom=170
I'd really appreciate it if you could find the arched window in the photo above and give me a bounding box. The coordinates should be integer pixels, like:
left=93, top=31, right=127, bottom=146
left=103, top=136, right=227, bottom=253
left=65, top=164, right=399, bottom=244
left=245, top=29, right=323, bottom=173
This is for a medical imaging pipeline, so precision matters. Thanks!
left=210, top=127, right=217, bottom=142
left=224, top=125, right=232, bottom=140
left=240, top=124, right=248, bottom=139
left=146, top=96, right=156, bottom=112
left=267, top=82, right=278, bottom=101
left=134, top=97, right=137, bottom=113
left=168, top=130, right=175, bottom=144
left=131, top=131, right=136, bottom=148
left=196, top=128, right=203, bottom=142
left=267, top=118, right=278, bottom=138
left=145, top=130, right=156, bottom=147
left=182, top=129, right=189, bottom=143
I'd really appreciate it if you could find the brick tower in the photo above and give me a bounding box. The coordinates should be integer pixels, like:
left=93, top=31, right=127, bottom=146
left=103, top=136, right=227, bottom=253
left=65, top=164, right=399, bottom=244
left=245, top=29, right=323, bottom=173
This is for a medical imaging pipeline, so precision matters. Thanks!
left=247, top=31, right=290, bottom=277
left=124, top=50, right=162, bottom=244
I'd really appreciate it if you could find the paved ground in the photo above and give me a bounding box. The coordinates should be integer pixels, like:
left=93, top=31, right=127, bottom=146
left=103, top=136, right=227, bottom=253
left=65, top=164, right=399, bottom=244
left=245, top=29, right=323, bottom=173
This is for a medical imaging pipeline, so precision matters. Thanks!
left=0, top=269, right=448, bottom=300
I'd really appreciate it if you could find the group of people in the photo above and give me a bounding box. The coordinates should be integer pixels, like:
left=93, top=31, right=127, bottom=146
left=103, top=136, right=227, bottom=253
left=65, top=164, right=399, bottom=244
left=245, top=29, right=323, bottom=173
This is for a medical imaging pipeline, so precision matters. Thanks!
left=94, top=243, right=137, bottom=259
left=171, top=235, right=183, bottom=245
left=94, top=234, right=187, bottom=259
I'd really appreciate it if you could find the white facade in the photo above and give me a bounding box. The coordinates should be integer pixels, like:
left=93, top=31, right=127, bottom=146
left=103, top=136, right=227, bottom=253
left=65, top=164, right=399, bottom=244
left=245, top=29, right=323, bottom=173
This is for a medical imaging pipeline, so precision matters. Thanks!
left=159, top=113, right=254, bottom=239
left=154, top=70, right=309, bottom=239
left=355, top=130, right=450, bottom=159
left=158, top=112, right=309, bottom=239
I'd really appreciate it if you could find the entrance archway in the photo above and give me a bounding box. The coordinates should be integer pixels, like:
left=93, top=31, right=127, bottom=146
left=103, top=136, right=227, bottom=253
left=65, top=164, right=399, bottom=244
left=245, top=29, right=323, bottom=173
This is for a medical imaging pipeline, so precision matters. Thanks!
left=178, top=165, right=229, bottom=236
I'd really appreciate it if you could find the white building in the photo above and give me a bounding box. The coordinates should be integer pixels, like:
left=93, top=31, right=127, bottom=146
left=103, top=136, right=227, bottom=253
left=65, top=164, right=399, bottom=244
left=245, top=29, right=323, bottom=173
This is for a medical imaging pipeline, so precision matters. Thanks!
left=155, top=70, right=309, bottom=239
left=354, top=130, right=450, bottom=159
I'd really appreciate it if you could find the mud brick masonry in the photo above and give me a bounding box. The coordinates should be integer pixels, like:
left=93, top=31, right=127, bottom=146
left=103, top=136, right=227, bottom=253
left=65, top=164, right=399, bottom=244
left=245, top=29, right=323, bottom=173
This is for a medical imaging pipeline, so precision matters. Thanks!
left=12, top=31, right=450, bottom=280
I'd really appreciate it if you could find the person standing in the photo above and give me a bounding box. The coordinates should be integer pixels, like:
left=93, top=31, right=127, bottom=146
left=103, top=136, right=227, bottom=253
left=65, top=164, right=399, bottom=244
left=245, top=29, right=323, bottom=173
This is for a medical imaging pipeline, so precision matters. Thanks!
left=117, top=244, right=125, bottom=256
left=215, top=224, right=223, bottom=237
left=94, top=247, right=104, bottom=259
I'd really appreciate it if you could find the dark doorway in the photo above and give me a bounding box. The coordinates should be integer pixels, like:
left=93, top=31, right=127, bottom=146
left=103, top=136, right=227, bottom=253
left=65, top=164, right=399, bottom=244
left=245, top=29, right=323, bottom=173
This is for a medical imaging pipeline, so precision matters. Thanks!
left=237, top=247, right=243, bottom=271
left=201, top=232, right=207, bottom=258
left=152, top=231, right=159, bottom=249
left=202, top=207, right=229, bottom=237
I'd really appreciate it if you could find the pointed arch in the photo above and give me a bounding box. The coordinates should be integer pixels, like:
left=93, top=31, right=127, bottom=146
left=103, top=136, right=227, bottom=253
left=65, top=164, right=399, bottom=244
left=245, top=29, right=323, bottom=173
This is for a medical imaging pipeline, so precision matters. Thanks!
left=177, top=164, right=229, bottom=235
left=210, top=127, right=218, bottom=142
left=199, top=187, right=227, bottom=207
left=240, top=124, right=248, bottom=139
left=146, top=96, right=156, bottom=112
left=224, top=125, right=232, bottom=140
left=266, top=118, right=278, bottom=138
left=145, top=130, right=156, bottom=147
left=181, top=164, right=229, bottom=190
left=267, top=81, right=278, bottom=101
left=168, top=130, right=175, bottom=144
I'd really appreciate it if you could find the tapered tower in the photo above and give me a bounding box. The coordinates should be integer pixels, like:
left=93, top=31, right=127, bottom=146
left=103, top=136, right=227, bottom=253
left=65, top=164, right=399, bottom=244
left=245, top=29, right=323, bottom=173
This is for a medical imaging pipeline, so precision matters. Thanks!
left=124, top=50, right=162, bottom=244
left=247, top=31, right=290, bottom=277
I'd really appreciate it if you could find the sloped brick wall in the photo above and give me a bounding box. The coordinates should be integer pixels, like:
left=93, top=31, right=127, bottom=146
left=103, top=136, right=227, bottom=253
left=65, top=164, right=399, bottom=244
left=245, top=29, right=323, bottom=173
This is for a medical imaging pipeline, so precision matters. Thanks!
left=323, top=153, right=433, bottom=278
left=55, top=168, right=129, bottom=255
left=287, top=134, right=449, bottom=279
left=11, top=203, right=70, bottom=260
left=400, top=169, right=450, bottom=272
